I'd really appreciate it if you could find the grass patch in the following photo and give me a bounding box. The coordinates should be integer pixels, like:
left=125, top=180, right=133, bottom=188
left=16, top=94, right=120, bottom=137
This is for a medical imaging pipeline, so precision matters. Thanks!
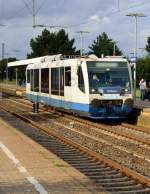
left=0, top=79, right=16, bottom=84
left=136, top=89, right=140, bottom=98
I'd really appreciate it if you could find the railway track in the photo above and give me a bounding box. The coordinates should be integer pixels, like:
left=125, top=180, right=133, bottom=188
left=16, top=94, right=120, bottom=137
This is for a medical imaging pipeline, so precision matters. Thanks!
left=0, top=106, right=150, bottom=194
left=1, top=97, right=150, bottom=176
left=7, top=96, right=150, bottom=148
left=0, top=96, right=150, bottom=193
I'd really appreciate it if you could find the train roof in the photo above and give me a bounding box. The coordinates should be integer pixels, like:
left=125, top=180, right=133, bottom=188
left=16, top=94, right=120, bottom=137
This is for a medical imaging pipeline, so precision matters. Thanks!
left=8, top=54, right=63, bottom=67
left=8, top=54, right=128, bottom=69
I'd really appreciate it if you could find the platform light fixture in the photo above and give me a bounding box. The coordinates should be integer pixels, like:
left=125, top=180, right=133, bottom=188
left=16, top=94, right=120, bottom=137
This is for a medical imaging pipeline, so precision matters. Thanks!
left=76, top=31, right=89, bottom=56
left=126, top=13, right=146, bottom=100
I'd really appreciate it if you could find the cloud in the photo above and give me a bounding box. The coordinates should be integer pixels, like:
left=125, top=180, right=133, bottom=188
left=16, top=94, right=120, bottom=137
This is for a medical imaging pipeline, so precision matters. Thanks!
left=89, top=15, right=110, bottom=24
left=0, top=0, right=149, bottom=58
left=89, top=15, right=101, bottom=22
left=102, top=16, right=111, bottom=24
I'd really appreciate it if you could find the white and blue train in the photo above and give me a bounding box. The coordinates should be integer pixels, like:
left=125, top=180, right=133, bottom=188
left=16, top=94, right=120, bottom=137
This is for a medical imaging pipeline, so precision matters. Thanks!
left=24, top=54, right=133, bottom=119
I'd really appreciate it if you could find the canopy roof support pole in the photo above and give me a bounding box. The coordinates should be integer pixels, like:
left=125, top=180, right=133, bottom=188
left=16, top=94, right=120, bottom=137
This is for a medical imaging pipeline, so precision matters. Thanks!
left=16, top=68, right=18, bottom=86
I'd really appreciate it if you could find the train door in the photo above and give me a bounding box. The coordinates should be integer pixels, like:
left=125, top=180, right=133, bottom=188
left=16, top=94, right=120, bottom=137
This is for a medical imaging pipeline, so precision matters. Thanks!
left=64, top=66, right=72, bottom=109
left=51, top=66, right=64, bottom=108
left=26, top=69, right=31, bottom=92
left=59, top=67, right=65, bottom=108
left=41, top=68, right=50, bottom=104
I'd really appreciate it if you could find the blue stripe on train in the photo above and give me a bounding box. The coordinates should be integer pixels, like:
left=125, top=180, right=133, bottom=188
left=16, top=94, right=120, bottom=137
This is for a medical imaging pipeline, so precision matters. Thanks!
left=26, top=93, right=89, bottom=112
left=26, top=93, right=132, bottom=119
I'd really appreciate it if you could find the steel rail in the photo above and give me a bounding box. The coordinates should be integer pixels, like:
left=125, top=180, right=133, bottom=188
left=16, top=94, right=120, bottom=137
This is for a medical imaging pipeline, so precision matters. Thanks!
left=0, top=104, right=150, bottom=188
left=57, top=113, right=150, bottom=146
left=122, top=123, right=150, bottom=134
left=3, top=96, right=150, bottom=147
left=1, top=86, right=149, bottom=134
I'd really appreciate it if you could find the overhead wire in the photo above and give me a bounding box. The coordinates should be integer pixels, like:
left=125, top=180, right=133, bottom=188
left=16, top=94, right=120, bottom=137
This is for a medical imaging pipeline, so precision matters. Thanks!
left=20, top=0, right=150, bottom=29
left=116, top=0, right=150, bottom=14
left=10, top=6, right=28, bottom=18
left=35, top=0, right=48, bottom=15
left=22, top=0, right=48, bottom=16
left=66, top=0, right=150, bottom=28
left=1, top=0, right=150, bottom=29
left=22, top=0, right=32, bottom=14
left=0, top=0, right=31, bottom=24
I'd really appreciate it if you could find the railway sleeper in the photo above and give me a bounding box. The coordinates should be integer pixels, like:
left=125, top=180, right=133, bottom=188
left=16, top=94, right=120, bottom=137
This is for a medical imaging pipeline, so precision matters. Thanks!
left=75, top=164, right=106, bottom=169
left=58, top=155, right=90, bottom=160
left=80, top=166, right=112, bottom=172
left=39, top=143, right=68, bottom=148
left=105, top=184, right=144, bottom=192
left=37, top=139, right=56, bottom=142
left=93, top=173, right=127, bottom=179
left=95, top=180, right=136, bottom=187
left=45, top=146, right=77, bottom=152
left=61, top=158, right=96, bottom=162
left=91, top=176, right=130, bottom=183
left=90, top=174, right=125, bottom=180
left=57, top=153, right=88, bottom=157
left=70, top=163, right=101, bottom=167
left=51, top=147, right=78, bottom=151
left=55, top=150, right=81, bottom=156
left=84, top=169, right=118, bottom=175
left=65, top=160, right=100, bottom=165
left=111, top=188, right=150, bottom=194
left=57, top=152, right=87, bottom=156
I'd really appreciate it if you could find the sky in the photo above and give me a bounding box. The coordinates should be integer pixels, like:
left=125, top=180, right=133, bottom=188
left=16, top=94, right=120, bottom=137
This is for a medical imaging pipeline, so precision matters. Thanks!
left=0, top=0, right=150, bottom=59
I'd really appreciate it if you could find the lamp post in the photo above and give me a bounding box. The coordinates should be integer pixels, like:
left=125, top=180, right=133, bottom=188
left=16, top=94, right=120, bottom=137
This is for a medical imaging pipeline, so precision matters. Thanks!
left=113, top=41, right=118, bottom=56
left=76, top=31, right=89, bottom=56
left=118, top=0, right=120, bottom=11
left=8, top=49, right=21, bottom=86
left=5, top=53, right=10, bottom=84
left=126, top=13, right=146, bottom=100
left=12, top=50, right=21, bottom=86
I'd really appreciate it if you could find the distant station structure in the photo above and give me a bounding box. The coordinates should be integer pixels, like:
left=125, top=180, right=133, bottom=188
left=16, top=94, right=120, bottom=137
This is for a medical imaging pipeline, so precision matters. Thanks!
left=8, top=55, right=63, bottom=86
left=8, top=55, right=63, bottom=67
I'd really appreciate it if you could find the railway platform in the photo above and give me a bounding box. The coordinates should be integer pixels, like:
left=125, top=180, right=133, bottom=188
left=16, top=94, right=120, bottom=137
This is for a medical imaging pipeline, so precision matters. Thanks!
left=134, top=99, right=150, bottom=128
left=134, top=98, right=150, bottom=109
left=0, top=116, right=106, bottom=194
left=0, top=83, right=25, bottom=97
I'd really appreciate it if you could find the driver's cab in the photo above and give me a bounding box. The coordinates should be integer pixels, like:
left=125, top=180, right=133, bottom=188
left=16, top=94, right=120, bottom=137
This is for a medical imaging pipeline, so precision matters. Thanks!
left=87, top=59, right=132, bottom=96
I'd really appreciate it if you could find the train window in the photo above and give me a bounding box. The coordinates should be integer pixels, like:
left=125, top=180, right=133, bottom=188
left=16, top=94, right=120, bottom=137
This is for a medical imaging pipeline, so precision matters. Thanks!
left=27, top=70, right=30, bottom=83
left=51, top=68, right=59, bottom=95
left=78, top=66, right=85, bottom=93
left=31, top=69, right=34, bottom=91
left=60, top=67, right=64, bottom=96
left=34, top=69, right=39, bottom=92
left=41, top=68, right=49, bottom=93
left=65, top=67, right=71, bottom=86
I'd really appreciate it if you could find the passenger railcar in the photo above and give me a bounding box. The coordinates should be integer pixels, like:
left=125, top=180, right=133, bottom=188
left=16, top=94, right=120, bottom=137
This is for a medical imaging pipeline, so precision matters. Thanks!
left=26, top=54, right=134, bottom=119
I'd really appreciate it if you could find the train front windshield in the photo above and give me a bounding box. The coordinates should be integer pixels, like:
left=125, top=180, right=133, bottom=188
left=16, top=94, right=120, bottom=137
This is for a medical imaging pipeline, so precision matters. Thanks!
left=87, top=61, right=131, bottom=94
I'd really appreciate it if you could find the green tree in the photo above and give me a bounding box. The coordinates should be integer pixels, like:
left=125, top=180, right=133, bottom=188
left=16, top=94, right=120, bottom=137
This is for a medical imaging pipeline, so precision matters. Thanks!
left=89, top=32, right=122, bottom=57
left=27, top=29, right=78, bottom=58
left=0, top=58, right=16, bottom=81
left=145, top=37, right=150, bottom=54
left=136, top=57, right=150, bottom=84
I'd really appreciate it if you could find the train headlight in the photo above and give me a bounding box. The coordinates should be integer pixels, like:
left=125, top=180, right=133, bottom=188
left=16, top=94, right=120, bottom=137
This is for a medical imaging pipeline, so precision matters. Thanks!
left=120, top=88, right=130, bottom=96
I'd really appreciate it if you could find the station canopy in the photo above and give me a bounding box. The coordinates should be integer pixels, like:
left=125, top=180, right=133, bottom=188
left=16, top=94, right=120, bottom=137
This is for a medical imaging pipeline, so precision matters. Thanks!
left=8, top=54, right=63, bottom=67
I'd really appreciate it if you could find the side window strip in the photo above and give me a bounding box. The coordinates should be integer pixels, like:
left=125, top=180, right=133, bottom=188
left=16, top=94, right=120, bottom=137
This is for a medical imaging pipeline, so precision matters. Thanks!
left=78, top=66, right=85, bottom=93
left=65, top=67, right=71, bottom=86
